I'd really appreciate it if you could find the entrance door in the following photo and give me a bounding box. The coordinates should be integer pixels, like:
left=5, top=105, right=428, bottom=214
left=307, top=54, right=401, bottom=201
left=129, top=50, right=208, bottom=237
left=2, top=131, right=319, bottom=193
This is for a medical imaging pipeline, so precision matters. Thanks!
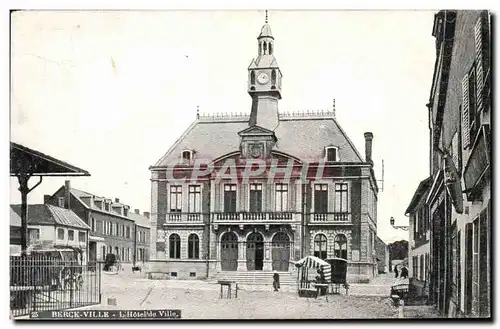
left=247, top=233, right=264, bottom=271
left=221, top=232, right=238, bottom=271
left=272, top=232, right=290, bottom=271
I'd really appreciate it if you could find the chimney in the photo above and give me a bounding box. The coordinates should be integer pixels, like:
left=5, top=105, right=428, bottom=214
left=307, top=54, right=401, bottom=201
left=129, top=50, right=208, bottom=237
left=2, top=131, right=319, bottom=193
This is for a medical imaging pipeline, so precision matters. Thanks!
left=364, top=132, right=373, bottom=165
left=64, top=180, right=71, bottom=209
left=143, top=212, right=150, bottom=219
left=135, top=209, right=140, bottom=214
left=43, top=195, right=51, bottom=204
left=115, top=198, right=120, bottom=203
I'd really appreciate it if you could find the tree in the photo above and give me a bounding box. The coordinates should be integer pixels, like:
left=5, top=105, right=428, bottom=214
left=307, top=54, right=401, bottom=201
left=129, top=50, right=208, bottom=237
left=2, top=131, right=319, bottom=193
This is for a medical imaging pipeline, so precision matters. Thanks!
left=388, top=240, right=408, bottom=260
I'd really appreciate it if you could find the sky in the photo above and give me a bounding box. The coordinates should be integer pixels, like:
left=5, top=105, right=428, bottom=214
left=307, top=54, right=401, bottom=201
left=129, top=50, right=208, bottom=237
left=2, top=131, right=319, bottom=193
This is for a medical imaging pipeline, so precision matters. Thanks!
left=9, top=10, right=436, bottom=244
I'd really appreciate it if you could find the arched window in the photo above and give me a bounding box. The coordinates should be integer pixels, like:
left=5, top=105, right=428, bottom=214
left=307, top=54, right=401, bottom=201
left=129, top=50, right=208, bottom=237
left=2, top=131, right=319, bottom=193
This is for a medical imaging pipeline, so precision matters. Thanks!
left=269, top=43, right=273, bottom=55
left=334, top=234, right=348, bottom=260
left=250, top=71, right=256, bottom=85
left=169, top=233, right=181, bottom=259
left=314, top=234, right=328, bottom=260
left=259, top=43, right=262, bottom=56
left=188, top=234, right=200, bottom=259
left=271, top=70, right=276, bottom=85
left=263, top=42, right=267, bottom=54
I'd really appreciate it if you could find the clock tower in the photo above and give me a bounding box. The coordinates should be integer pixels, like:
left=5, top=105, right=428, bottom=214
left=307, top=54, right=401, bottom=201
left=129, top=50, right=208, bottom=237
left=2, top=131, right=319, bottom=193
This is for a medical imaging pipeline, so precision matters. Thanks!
left=247, top=12, right=282, bottom=131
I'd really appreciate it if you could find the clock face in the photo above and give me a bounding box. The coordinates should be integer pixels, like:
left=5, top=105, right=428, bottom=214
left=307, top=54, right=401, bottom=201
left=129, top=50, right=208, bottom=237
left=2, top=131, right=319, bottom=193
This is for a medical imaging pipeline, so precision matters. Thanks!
left=257, top=72, right=269, bottom=84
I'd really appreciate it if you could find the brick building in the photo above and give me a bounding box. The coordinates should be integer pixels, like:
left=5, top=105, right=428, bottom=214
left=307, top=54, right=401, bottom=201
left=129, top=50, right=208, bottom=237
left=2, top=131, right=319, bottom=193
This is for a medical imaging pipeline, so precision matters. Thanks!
left=47, top=180, right=150, bottom=265
left=149, top=16, right=380, bottom=282
left=408, top=10, right=491, bottom=317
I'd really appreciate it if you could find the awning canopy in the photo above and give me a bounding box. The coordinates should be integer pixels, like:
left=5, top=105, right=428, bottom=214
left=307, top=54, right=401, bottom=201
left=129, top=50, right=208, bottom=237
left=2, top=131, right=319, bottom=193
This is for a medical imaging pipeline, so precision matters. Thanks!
left=294, top=255, right=332, bottom=281
left=10, top=142, right=90, bottom=177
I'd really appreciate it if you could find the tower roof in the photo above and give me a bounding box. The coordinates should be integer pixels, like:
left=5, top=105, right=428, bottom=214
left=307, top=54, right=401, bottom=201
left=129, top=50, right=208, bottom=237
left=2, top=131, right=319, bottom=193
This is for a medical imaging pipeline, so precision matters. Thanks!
left=259, top=23, right=273, bottom=38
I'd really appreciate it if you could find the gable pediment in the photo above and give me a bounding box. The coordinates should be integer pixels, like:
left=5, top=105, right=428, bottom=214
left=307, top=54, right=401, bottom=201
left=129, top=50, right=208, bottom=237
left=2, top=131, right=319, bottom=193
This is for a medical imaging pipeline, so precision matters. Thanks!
left=238, top=125, right=275, bottom=137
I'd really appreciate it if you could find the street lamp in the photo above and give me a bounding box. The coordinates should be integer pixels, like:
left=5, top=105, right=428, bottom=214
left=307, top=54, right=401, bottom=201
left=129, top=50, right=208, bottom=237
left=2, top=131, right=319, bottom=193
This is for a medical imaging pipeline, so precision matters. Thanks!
left=390, top=217, right=409, bottom=231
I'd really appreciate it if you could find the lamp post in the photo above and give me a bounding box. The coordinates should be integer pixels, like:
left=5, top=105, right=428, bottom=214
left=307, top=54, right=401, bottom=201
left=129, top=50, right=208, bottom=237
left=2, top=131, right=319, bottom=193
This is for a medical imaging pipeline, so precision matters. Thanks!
left=390, top=217, right=409, bottom=231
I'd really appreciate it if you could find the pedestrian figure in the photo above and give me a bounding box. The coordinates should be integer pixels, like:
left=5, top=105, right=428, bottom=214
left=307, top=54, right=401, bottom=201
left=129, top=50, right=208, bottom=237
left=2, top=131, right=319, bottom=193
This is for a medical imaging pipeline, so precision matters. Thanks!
left=273, top=270, right=280, bottom=292
left=400, top=265, right=409, bottom=279
left=394, top=265, right=399, bottom=278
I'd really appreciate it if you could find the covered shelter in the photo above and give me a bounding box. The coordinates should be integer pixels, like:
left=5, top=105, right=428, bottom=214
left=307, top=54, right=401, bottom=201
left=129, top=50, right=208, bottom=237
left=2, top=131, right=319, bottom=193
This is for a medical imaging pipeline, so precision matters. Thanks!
left=10, top=142, right=90, bottom=255
left=294, top=256, right=332, bottom=297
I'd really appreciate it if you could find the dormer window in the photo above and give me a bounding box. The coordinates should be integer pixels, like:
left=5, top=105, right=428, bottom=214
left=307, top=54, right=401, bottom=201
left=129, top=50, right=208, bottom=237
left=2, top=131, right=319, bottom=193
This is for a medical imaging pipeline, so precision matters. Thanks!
left=182, top=150, right=193, bottom=163
left=325, top=146, right=338, bottom=162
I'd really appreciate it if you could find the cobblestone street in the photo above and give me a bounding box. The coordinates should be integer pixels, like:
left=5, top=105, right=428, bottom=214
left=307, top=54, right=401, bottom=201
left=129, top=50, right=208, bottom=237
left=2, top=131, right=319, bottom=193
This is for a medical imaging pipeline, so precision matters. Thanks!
left=87, top=272, right=399, bottom=319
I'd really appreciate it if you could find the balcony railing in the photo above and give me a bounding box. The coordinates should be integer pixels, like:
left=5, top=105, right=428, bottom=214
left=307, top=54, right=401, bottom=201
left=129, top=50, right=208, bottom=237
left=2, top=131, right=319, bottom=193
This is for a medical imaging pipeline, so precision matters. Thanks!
left=211, top=212, right=295, bottom=222
left=310, top=212, right=351, bottom=222
left=167, top=213, right=202, bottom=222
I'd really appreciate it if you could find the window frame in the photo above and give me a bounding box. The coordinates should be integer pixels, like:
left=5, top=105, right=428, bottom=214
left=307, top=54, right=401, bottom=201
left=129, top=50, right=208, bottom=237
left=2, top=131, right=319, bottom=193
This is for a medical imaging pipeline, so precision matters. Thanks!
left=188, top=233, right=200, bottom=259
left=334, top=182, right=349, bottom=213
left=313, top=233, right=328, bottom=260
left=170, top=185, right=183, bottom=213
left=325, top=146, right=338, bottom=162
left=249, top=183, right=263, bottom=212
left=333, top=234, right=348, bottom=260
left=169, top=233, right=181, bottom=259
left=275, top=183, right=289, bottom=212
left=188, top=185, right=202, bottom=213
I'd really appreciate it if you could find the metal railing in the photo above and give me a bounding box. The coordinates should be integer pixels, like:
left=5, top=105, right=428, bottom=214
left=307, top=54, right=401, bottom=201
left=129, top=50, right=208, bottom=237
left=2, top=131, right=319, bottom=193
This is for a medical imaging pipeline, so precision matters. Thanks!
left=10, top=255, right=101, bottom=318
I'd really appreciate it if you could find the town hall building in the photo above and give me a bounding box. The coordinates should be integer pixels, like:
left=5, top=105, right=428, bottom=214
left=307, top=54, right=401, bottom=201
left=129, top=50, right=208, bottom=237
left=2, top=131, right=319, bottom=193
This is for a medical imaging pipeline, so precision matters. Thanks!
left=149, top=16, right=380, bottom=283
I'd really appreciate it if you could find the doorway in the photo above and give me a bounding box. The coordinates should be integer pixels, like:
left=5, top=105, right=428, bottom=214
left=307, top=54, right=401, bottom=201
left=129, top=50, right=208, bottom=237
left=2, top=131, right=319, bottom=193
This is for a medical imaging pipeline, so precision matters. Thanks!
left=221, top=232, right=238, bottom=271
left=247, top=232, right=264, bottom=271
left=272, top=232, right=290, bottom=271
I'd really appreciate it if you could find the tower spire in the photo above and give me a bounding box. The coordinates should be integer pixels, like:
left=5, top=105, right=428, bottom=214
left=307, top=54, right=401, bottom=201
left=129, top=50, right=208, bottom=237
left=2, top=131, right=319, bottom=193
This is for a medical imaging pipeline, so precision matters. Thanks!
left=265, top=10, right=268, bottom=23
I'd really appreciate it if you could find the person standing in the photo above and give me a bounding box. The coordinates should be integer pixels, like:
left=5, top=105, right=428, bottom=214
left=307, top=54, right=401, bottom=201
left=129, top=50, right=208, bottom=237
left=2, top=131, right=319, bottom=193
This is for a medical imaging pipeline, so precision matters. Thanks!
left=400, top=265, right=409, bottom=279
left=394, top=265, right=399, bottom=278
left=273, top=270, right=280, bottom=292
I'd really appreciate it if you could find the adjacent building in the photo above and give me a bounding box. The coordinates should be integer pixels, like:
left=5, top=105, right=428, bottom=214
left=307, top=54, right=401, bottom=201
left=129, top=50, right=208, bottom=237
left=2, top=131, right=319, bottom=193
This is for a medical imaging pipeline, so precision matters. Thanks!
left=149, top=17, right=380, bottom=282
left=407, top=10, right=491, bottom=317
left=10, top=204, right=91, bottom=261
left=405, top=177, right=432, bottom=297
left=375, top=236, right=389, bottom=274
left=47, top=180, right=150, bottom=265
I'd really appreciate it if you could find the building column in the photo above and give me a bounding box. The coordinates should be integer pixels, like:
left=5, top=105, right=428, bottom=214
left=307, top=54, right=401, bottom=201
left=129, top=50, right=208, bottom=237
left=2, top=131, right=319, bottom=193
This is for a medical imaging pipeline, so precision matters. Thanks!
left=237, top=234, right=247, bottom=271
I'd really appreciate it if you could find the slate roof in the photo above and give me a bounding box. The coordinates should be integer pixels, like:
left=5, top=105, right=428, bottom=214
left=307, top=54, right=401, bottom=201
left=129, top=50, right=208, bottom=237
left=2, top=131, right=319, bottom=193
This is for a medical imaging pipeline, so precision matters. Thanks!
left=404, top=177, right=433, bottom=216
left=10, top=204, right=90, bottom=230
left=154, top=116, right=364, bottom=167
left=66, top=187, right=147, bottom=227
left=127, top=212, right=150, bottom=228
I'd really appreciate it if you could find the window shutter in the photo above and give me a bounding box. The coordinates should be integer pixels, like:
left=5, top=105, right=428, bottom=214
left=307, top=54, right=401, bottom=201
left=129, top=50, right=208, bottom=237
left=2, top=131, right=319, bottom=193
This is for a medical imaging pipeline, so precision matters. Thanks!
left=462, top=74, right=470, bottom=148
left=474, top=16, right=484, bottom=112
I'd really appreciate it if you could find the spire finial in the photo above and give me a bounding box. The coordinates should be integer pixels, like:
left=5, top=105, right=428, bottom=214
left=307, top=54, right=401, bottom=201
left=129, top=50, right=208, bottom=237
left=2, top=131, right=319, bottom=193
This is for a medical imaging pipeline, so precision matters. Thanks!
left=265, top=10, right=268, bottom=23
left=333, top=99, right=336, bottom=118
left=196, top=105, right=200, bottom=119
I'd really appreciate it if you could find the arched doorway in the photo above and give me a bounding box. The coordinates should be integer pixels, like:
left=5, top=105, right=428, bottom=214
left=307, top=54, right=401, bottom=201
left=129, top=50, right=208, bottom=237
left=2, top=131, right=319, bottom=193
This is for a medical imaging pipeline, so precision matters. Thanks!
left=272, top=232, right=290, bottom=271
left=220, top=232, right=238, bottom=271
left=247, top=232, right=264, bottom=271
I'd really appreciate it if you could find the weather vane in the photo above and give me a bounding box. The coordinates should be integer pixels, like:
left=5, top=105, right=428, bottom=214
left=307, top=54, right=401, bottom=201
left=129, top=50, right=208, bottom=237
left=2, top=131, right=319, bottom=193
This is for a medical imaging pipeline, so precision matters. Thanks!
left=265, top=10, right=268, bottom=23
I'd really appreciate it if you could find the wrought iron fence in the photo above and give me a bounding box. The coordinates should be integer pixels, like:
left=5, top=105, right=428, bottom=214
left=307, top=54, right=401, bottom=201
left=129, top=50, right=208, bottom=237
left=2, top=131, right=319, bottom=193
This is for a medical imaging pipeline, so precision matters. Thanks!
left=10, top=255, right=101, bottom=318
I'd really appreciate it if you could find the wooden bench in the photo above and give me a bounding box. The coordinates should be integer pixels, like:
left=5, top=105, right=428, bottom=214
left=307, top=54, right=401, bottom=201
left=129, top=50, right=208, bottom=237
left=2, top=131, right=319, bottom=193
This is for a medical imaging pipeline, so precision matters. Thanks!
left=218, top=280, right=239, bottom=299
